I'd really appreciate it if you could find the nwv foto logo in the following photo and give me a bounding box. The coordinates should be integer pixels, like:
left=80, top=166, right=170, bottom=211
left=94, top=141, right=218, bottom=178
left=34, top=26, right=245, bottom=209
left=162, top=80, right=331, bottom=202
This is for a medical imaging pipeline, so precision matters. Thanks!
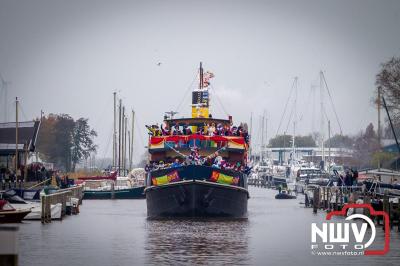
left=310, top=204, right=390, bottom=256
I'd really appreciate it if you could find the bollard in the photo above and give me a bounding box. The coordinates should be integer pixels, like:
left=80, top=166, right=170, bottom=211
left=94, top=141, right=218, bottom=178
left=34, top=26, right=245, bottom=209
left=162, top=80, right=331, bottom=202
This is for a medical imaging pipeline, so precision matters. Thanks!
left=0, top=226, right=19, bottom=266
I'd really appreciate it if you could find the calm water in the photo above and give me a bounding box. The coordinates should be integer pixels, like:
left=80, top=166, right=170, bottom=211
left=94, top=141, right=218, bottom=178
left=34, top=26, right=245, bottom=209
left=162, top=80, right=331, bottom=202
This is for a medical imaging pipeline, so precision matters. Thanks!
left=17, top=187, right=400, bottom=266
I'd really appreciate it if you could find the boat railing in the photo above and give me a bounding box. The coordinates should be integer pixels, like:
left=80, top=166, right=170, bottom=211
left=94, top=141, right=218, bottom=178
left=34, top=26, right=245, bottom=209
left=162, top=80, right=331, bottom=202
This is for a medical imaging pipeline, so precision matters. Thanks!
left=149, top=135, right=246, bottom=151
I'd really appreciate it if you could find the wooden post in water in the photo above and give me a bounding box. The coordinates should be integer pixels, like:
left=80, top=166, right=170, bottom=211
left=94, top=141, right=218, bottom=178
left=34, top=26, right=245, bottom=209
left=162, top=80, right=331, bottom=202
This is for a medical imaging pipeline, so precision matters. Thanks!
left=363, top=195, right=371, bottom=217
left=328, top=187, right=331, bottom=210
left=383, top=190, right=389, bottom=231
left=335, top=189, right=338, bottom=211
left=313, top=188, right=319, bottom=213
left=111, top=181, right=115, bottom=199
left=41, top=195, right=45, bottom=223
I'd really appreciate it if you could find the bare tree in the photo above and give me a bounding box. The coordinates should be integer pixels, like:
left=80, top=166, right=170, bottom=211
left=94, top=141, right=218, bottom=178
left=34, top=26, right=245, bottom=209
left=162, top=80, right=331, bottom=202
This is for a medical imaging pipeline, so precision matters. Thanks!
left=376, top=57, right=400, bottom=137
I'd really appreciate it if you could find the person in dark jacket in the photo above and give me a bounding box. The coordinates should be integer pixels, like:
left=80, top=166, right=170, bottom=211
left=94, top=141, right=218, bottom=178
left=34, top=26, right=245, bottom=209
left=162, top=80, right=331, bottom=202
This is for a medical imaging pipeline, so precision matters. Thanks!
left=344, top=170, right=352, bottom=186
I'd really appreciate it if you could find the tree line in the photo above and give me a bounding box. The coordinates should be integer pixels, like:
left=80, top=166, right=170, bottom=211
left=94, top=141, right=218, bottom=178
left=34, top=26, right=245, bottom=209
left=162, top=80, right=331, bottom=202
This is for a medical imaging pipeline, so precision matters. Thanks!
left=36, top=114, right=97, bottom=172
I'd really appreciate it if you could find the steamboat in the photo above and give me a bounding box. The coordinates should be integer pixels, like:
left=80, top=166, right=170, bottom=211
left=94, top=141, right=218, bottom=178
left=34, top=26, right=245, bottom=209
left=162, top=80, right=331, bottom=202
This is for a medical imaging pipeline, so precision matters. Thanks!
left=144, top=63, right=250, bottom=218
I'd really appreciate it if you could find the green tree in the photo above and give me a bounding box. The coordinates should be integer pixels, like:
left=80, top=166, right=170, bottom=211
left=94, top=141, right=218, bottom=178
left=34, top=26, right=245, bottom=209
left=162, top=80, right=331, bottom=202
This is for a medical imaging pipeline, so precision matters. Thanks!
left=295, top=135, right=316, bottom=147
left=325, top=134, right=354, bottom=148
left=269, top=134, right=293, bottom=148
left=71, top=118, right=97, bottom=171
left=36, top=114, right=97, bottom=172
left=36, top=114, right=74, bottom=171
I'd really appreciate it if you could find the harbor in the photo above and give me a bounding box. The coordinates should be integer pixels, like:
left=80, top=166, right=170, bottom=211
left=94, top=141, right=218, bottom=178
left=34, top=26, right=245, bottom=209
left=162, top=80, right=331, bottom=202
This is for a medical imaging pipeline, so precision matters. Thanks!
left=14, top=187, right=400, bottom=266
left=1, top=1, right=400, bottom=265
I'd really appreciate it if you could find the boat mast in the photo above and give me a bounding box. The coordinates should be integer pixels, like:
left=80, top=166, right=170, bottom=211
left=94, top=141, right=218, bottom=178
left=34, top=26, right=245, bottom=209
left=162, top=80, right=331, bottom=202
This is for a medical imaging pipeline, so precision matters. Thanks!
left=130, top=109, right=135, bottom=170
left=261, top=115, right=264, bottom=163
left=265, top=114, right=268, bottom=160
left=15, top=97, right=19, bottom=173
left=191, top=62, right=210, bottom=119
left=320, top=71, right=325, bottom=170
left=328, top=120, right=331, bottom=169
left=118, top=99, right=122, bottom=175
left=292, top=77, right=298, bottom=170
left=113, top=92, right=116, bottom=169
left=122, top=107, right=125, bottom=174
left=249, top=112, right=253, bottom=161
left=377, top=86, right=382, bottom=169
left=124, top=115, right=127, bottom=174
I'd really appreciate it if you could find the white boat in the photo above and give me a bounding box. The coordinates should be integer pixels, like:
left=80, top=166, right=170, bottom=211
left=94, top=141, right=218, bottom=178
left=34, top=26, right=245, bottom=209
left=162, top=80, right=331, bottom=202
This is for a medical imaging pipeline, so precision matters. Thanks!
left=12, top=202, right=62, bottom=220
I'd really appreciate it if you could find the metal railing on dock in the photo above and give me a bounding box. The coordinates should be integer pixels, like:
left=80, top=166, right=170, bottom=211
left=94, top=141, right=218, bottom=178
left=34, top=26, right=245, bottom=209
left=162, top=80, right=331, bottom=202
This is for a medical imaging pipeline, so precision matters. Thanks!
left=41, top=185, right=83, bottom=224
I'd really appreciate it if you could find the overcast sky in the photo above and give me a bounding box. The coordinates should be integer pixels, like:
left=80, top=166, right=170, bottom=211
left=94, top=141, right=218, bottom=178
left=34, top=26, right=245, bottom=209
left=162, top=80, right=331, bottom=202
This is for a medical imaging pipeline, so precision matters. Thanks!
left=1, top=0, right=399, bottom=163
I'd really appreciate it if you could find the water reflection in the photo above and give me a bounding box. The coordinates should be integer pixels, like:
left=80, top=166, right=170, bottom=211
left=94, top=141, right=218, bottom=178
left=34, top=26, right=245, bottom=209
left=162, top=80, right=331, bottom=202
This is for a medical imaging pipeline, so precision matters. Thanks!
left=145, top=219, right=250, bottom=265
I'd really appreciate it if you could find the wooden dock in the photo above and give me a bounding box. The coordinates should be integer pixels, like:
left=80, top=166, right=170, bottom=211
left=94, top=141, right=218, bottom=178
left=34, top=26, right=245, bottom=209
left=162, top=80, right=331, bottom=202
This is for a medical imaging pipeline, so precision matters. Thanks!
left=41, top=185, right=84, bottom=224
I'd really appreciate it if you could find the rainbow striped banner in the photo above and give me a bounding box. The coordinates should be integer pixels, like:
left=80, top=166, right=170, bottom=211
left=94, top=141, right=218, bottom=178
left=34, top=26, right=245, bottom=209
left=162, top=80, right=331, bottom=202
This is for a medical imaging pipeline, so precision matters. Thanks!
left=152, top=171, right=180, bottom=186
left=210, top=171, right=239, bottom=185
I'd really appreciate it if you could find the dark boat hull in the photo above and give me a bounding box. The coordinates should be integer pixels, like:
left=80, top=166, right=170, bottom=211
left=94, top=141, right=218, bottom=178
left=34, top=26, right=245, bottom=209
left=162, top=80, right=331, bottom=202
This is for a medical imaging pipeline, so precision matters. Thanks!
left=83, top=186, right=145, bottom=199
left=0, top=210, right=31, bottom=223
left=145, top=180, right=248, bottom=218
left=275, top=193, right=297, bottom=199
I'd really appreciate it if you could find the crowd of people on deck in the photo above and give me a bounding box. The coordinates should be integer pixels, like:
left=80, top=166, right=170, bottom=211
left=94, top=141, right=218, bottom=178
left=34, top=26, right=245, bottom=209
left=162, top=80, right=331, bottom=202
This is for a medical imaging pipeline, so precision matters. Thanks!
left=146, top=122, right=250, bottom=143
left=145, top=148, right=251, bottom=174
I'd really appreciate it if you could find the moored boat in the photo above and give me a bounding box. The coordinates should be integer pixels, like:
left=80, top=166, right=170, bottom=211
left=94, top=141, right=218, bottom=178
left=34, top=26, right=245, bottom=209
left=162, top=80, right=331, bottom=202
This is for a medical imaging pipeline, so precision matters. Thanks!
left=82, top=176, right=145, bottom=199
left=0, top=200, right=31, bottom=223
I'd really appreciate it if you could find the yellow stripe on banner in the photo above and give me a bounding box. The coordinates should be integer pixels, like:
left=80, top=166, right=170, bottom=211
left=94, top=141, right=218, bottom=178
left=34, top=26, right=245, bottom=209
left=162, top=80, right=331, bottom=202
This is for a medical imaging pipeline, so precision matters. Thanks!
left=217, top=173, right=235, bottom=185
left=153, top=175, right=169, bottom=186
left=228, top=141, right=244, bottom=149
left=150, top=142, right=165, bottom=149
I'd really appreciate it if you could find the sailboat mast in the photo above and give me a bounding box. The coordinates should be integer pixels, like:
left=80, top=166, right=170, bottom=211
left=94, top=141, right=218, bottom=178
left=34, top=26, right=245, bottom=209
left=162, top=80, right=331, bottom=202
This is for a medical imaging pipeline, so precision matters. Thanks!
left=15, top=97, right=19, bottom=173
left=293, top=77, right=298, bottom=166
left=249, top=112, right=252, bottom=160
left=320, top=71, right=325, bottom=169
left=124, top=115, right=127, bottom=173
left=122, top=107, right=125, bottom=173
left=118, top=99, right=122, bottom=175
left=261, top=115, right=264, bottom=162
left=199, top=62, right=203, bottom=90
left=130, top=109, right=135, bottom=170
left=328, top=120, right=331, bottom=169
left=113, top=92, right=117, bottom=169
left=377, top=86, right=382, bottom=169
left=128, top=130, right=131, bottom=171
